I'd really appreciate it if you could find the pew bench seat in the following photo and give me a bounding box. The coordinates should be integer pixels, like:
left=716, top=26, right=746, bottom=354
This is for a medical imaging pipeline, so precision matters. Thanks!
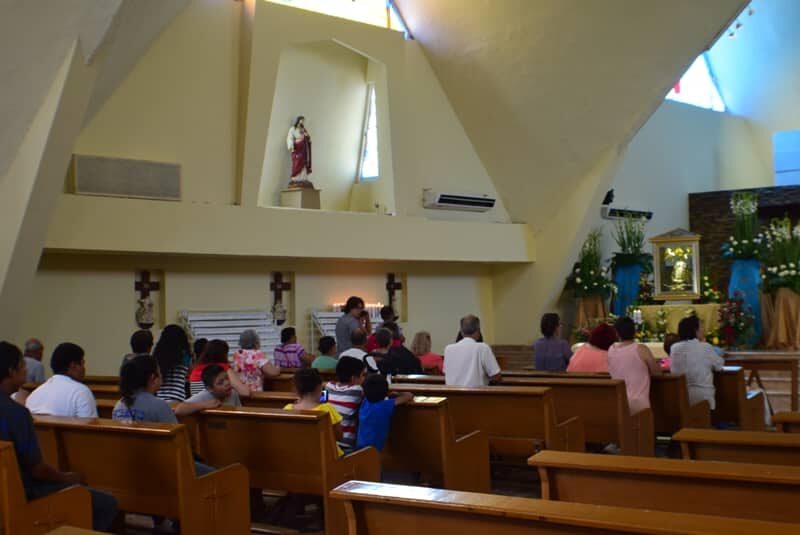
left=674, top=428, right=800, bottom=465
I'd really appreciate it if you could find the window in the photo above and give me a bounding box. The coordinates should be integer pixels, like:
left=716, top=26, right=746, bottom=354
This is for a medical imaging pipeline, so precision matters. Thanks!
left=665, top=54, right=726, bottom=112
left=359, top=85, right=379, bottom=182
left=267, top=0, right=410, bottom=36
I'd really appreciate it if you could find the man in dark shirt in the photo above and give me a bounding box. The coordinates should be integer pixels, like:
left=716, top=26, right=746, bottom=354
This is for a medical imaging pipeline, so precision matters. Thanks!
left=0, top=341, right=117, bottom=531
left=371, top=327, right=423, bottom=376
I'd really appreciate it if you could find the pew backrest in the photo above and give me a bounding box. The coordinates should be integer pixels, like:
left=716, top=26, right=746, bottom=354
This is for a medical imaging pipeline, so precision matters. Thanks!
left=674, top=428, right=800, bottom=465
left=774, top=411, right=800, bottom=433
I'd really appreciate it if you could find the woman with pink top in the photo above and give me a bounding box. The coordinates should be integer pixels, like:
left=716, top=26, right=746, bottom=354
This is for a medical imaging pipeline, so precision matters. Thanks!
left=608, top=317, right=662, bottom=415
left=231, top=329, right=280, bottom=391
left=567, top=323, right=617, bottom=373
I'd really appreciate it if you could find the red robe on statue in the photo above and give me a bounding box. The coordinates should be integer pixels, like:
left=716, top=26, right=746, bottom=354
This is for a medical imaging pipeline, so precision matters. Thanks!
left=291, top=136, right=312, bottom=178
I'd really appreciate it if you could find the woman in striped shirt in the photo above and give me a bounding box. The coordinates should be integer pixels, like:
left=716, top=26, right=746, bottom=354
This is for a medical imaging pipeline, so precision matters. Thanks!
left=153, top=324, right=193, bottom=402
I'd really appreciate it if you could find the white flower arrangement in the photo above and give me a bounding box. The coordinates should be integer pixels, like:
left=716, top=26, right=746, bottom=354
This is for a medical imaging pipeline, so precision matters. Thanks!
left=730, top=194, right=758, bottom=216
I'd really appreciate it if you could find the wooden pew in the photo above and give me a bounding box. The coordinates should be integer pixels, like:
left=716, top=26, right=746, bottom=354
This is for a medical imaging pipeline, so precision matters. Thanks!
left=264, top=370, right=335, bottom=391
left=185, top=406, right=380, bottom=535
left=674, top=428, right=800, bottom=465
left=96, top=399, right=115, bottom=419
left=244, top=390, right=296, bottom=409
left=387, top=384, right=584, bottom=457
left=0, top=441, right=92, bottom=535
left=529, top=450, right=800, bottom=523
left=329, top=480, right=798, bottom=535
left=86, top=385, right=118, bottom=401
left=713, top=366, right=765, bottom=430
left=33, top=416, right=250, bottom=534
left=648, top=374, right=710, bottom=435
left=382, top=396, right=490, bottom=492
left=774, top=411, right=800, bottom=432
left=45, top=528, right=105, bottom=534
left=83, top=375, right=119, bottom=386
left=396, top=376, right=649, bottom=456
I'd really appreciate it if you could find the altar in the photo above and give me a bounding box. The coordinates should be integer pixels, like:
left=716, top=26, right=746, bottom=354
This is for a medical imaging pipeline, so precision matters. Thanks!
left=638, top=303, right=720, bottom=334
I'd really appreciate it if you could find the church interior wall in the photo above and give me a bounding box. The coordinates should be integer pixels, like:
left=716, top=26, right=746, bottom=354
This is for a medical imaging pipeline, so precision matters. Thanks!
left=15, top=253, right=494, bottom=376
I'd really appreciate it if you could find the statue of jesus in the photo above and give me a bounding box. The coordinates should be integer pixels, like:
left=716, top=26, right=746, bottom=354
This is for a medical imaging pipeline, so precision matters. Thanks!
left=286, top=116, right=313, bottom=189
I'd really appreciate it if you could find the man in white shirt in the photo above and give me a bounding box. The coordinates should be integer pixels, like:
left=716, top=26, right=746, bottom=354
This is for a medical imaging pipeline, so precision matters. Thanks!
left=444, top=315, right=502, bottom=387
left=340, top=329, right=379, bottom=373
left=23, top=338, right=46, bottom=383
left=26, top=342, right=97, bottom=418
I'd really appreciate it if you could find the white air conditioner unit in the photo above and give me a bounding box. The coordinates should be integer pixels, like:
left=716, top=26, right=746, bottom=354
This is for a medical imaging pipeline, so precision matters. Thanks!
left=422, top=190, right=496, bottom=212
left=601, top=206, right=653, bottom=221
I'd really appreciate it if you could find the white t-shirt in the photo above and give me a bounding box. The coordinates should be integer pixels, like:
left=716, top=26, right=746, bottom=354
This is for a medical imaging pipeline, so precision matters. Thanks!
left=340, top=347, right=378, bottom=373
left=26, top=374, right=98, bottom=418
left=443, top=338, right=501, bottom=387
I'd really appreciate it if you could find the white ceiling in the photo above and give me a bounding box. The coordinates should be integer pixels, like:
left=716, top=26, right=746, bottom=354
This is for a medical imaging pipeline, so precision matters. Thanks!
left=397, top=0, right=747, bottom=230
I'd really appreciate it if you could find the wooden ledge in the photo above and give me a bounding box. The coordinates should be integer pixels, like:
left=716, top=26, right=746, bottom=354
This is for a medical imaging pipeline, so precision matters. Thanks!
left=674, top=428, right=800, bottom=447
left=33, top=415, right=180, bottom=435
left=391, top=383, right=553, bottom=396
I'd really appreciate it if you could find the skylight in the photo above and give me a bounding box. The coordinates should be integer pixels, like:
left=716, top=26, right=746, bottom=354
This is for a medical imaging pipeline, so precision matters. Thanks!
left=267, top=0, right=410, bottom=36
left=666, top=54, right=726, bottom=112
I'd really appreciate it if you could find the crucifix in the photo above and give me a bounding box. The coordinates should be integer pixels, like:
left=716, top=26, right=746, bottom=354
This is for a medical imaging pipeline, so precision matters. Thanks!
left=385, top=273, right=403, bottom=309
left=134, top=271, right=160, bottom=329
left=270, top=272, right=292, bottom=325
left=135, top=270, right=160, bottom=299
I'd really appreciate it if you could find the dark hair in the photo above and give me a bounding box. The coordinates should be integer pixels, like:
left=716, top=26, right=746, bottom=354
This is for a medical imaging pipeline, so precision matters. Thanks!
left=131, top=330, right=154, bottom=354
left=152, top=324, right=190, bottom=374
left=51, top=343, right=85, bottom=374
left=318, top=336, right=336, bottom=355
left=335, top=356, right=366, bottom=383
left=678, top=316, right=700, bottom=341
left=199, top=339, right=229, bottom=364
left=380, top=305, right=397, bottom=321
left=281, top=327, right=296, bottom=344
left=201, top=364, right=227, bottom=389
left=363, top=374, right=389, bottom=403
left=193, top=338, right=208, bottom=358
left=293, top=115, right=305, bottom=127
left=342, top=296, right=365, bottom=313
left=614, top=317, right=636, bottom=341
left=293, top=368, right=322, bottom=396
left=375, top=328, right=393, bottom=349
left=0, top=341, right=22, bottom=381
left=588, top=324, right=617, bottom=351
left=351, top=328, right=367, bottom=347
left=120, top=354, right=159, bottom=408
left=381, top=322, right=400, bottom=339
left=663, top=333, right=680, bottom=355
left=540, top=313, right=560, bottom=338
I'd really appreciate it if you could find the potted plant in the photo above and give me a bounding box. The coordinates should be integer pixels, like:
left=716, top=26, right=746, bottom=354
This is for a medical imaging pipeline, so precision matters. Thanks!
left=760, top=216, right=800, bottom=349
left=565, top=229, right=614, bottom=328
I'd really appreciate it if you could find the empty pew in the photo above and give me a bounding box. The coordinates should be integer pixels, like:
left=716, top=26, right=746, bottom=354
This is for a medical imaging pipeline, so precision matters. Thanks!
left=529, top=450, right=800, bottom=523
left=185, top=406, right=380, bottom=535
left=264, top=370, right=335, bottom=391
left=713, top=366, right=765, bottom=430
left=244, top=390, right=296, bottom=409
left=388, top=384, right=584, bottom=457
left=649, top=374, right=710, bottom=435
left=774, top=411, right=800, bottom=432
left=0, top=441, right=92, bottom=535
left=33, top=417, right=250, bottom=534
left=674, top=428, right=800, bottom=465
left=382, top=396, right=490, bottom=492
left=329, top=480, right=798, bottom=535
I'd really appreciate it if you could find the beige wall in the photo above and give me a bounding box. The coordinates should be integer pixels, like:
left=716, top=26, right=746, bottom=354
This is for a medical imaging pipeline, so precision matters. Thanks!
left=16, top=254, right=494, bottom=375
left=259, top=41, right=367, bottom=210
left=75, top=0, right=240, bottom=205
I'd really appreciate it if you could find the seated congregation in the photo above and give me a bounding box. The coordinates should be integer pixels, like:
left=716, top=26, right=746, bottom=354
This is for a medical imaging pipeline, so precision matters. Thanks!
left=1, top=298, right=796, bottom=533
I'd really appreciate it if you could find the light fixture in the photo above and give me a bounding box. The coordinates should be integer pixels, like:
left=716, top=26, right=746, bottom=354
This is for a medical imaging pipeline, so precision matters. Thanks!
left=735, top=20, right=743, bottom=30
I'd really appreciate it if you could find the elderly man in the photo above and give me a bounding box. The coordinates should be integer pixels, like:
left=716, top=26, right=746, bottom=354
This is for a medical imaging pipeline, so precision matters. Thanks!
left=23, top=338, right=45, bottom=383
left=443, top=315, right=501, bottom=387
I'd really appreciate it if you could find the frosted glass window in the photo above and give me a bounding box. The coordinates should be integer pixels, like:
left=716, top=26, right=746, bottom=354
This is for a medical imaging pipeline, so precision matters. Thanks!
left=666, top=55, right=726, bottom=112
left=359, top=86, right=380, bottom=181
left=267, top=0, right=407, bottom=34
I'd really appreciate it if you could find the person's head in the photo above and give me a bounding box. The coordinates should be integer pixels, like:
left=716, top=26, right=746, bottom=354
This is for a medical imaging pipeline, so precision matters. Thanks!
left=343, top=296, right=365, bottom=318
left=350, top=328, right=367, bottom=349
left=193, top=338, right=208, bottom=359
left=381, top=322, right=401, bottom=341
left=540, top=313, right=561, bottom=338
left=0, top=341, right=26, bottom=392
left=24, top=338, right=44, bottom=361
left=374, top=328, right=393, bottom=350
left=614, top=316, right=636, bottom=342
left=380, top=306, right=398, bottom=323
left=280, top=327, right=297, bottom=345
left=359, top=310, right=372, bottom=334
left=152, top=324, right=190, bottom=373
left=130, top=330, right=154, bottom=355
left=199, top=339, right=230, bottom=365
left=318, top=336, right=336, bottom=356
left=294, top=115, right=305, bottom=128
left=459, top=315, right=482, bottom=340
left=335, top=356, right=366, bottom=385
left=410, top=331, right=432, bottom=357
left=239, top=329, right=260, bottom=350
left=663, top=333, right=680, bottom=356
left=51, top=343, right=86, bottom=380
left=202, top=364, right=232, bottom=400
left=120, top=354, right=161, bottom=405
left=678, top=316, right=701, bottom=341
left=363, top=374, right=390, bottom=403
left=293, top=368, right=323, bottom=400
left=588, top=323, right=617, bottom=351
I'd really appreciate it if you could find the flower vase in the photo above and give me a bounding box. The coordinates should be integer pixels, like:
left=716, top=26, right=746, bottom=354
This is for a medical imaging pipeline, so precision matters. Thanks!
left=611, top=263, right=643, bottom=317
left=728, top=258, right=762, bottom=346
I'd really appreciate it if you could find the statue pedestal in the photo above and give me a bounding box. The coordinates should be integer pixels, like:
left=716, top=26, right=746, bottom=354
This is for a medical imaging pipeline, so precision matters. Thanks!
left=280, top=188, right=320, bottom=209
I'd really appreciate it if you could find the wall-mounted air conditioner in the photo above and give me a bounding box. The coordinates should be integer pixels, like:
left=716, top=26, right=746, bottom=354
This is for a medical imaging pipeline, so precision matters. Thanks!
left=422, top=190, right=496, bottom=212
left=601, top=206, right=653, bottom=221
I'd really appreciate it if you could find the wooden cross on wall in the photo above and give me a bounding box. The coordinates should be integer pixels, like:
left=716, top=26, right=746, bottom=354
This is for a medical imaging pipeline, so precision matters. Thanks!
left=270, top=272, right=292, bottom=305
left=386, top=273, right=403, bottom=309
left=135, top=270, right=160, bottom=299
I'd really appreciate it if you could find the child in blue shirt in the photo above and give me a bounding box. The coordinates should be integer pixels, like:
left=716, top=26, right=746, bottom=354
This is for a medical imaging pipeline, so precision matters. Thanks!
left=356, top=374, right=413, bottom=451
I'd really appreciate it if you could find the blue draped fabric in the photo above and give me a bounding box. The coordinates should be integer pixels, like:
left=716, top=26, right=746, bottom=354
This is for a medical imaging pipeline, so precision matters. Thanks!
left=728, top=259, right=762, bottom=346
left=612, top=264, right=643, bottom=317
